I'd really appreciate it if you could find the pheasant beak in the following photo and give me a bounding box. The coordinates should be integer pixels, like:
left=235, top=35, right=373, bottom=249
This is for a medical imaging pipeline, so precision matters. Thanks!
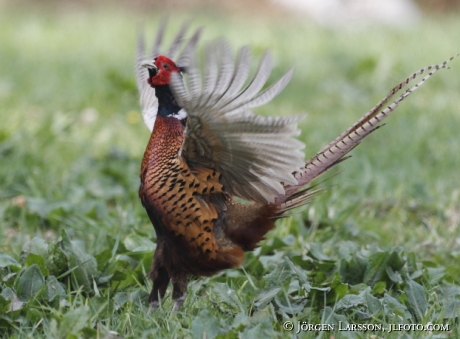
left=141, top=60, right=158, bottom=77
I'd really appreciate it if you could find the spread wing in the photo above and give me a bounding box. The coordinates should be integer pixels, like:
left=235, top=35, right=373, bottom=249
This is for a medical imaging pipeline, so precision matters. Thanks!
left=170, top=40, right=306, bottom=204
left=136, top=19, right=202, bottom=130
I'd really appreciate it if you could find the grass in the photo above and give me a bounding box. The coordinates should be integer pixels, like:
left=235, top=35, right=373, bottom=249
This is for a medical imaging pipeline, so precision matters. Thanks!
left=1, top=3, right=460, bottom=338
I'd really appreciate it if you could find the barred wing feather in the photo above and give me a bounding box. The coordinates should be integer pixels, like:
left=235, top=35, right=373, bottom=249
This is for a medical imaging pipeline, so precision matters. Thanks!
left=170, top=41, right=306, bottom=204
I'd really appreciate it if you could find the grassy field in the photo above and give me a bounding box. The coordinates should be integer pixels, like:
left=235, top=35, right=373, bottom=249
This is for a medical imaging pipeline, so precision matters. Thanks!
left=1, top=3, right=460, bottom=338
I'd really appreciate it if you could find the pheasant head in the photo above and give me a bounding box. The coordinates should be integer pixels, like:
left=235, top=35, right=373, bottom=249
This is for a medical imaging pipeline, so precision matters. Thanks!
left=141, top=55, right=187, bottom=120
left=142, top=55, right=186, bottom=87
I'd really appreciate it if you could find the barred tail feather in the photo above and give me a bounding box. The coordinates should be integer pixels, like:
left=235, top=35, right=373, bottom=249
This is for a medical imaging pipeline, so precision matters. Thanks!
left=274, top=187, right=323, bottom=215
left=281, top=54, right=458, bottom=201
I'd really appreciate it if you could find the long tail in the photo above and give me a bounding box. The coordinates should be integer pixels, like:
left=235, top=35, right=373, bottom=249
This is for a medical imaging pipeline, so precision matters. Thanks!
left=276, top=54, right=458, bottom=210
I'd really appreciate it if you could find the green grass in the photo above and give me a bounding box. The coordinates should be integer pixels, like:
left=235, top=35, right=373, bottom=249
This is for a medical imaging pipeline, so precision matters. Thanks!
left=1, top=3, right=460, bottom=338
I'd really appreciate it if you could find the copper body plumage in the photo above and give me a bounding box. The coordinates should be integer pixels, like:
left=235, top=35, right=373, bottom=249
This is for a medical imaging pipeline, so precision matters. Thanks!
left=135, top=21, right=456, bottom=311
left=139, top=113, right=280, bottom=310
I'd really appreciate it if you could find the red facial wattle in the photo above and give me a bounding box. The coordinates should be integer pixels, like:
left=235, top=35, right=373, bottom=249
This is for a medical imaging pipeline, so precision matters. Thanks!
left=148, top=55, right=182, bottom=87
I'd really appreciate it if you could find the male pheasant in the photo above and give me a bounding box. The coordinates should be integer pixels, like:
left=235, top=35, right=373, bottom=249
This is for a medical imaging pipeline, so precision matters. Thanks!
left=135, top=21, right=456, bottom=311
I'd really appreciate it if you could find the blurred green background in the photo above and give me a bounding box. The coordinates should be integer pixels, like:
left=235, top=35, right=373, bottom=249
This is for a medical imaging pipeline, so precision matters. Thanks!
left=1, top=0, right=459, bottom=248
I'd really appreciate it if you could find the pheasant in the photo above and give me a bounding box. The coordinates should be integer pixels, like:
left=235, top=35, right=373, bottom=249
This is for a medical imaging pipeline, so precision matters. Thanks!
left=135, top=21, right=456, bottom=311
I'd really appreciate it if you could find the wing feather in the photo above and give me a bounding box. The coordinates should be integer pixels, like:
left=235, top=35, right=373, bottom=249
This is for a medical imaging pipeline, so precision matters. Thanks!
left=135, top=25, right=147, bottom=92
left=222, top=52, right=273, bottom=113
left=150, top=17, right=167, bottom=58
left=197, top=44, right=220, bottom=108
left=170, top=41, right=305, bottom=203
left=167, top=20, right=191, bottom=58
left=207, top=40, right=235, bottom=108
left=185, top=59, right=202, bottom=102
left=176, top=27, right=203, bottom=68
left=214, top=46, right=252, bottom=109
left=244, top=68, right=294, bottom=110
